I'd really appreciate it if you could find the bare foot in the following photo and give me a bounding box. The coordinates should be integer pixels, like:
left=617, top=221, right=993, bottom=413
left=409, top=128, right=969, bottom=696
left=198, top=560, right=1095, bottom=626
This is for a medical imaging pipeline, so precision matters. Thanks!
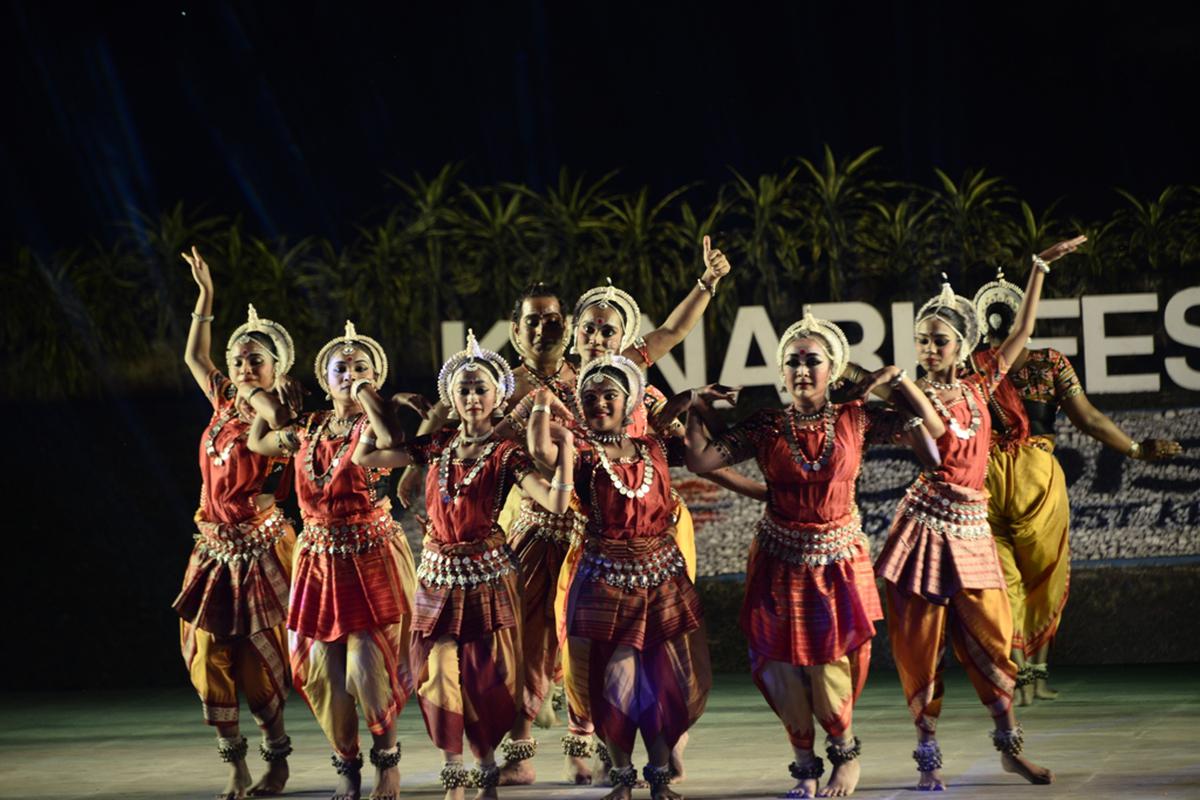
left=1017, top=682, right=1034, bottom=706
left=669, top=732, right=687, bottom=783
left=1001, top=753, right=1054, bottom=785
left=217, top=758, right=253, bottom=800
left=600, top=787, right=633, bottom=800
left=247, top=759, right=288, bottom=796
left=332, top=769, right=362, bottom=800
left=1033, top=679, right=1059, bottom=700
left=818, top=759, right=860, bottom=797
left=442, top=788, right=465, bottom=800
left=370, top=764, right=400, bottom=799
left=499, top=757, right=536, bottom=786
left=916, top=768, right=945, bottom=791
left=565, top=753, right=592, bottom=784
left=652, top=787, right=683, bottom=800
left=473, top=787, right=499, bottom=800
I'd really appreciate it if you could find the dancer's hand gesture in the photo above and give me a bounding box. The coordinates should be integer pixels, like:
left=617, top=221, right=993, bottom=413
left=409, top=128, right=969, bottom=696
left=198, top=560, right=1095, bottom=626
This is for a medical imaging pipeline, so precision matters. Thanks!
left=392, top=392, right=433, bottom=421
left=701, top=236, right=732, bottom=284
left=275, top=374, right=305, bottom=416
left=181, top=246, right=214, bottom=296
left=1134, top=438, right=1183, bottom=460
left=1036, top=235, right=1087, bottom=266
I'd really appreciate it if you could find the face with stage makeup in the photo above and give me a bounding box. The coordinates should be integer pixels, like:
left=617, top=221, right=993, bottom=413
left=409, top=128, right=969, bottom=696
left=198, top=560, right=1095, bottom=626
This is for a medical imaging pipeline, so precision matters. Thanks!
left=228, top=335, right=278, bottom=392
left=580, top=373, right=630, bottom=434
left=575, top=304, right=625, bottom=362
left=513, top=296, right=567, bottom=361
left=780, top=337, right=833, bottom=406
left=325, top=346, right=377, bottom=400
left=914, top=316, right=963, bottom=375
left=451, top=368, right=500, bottom=422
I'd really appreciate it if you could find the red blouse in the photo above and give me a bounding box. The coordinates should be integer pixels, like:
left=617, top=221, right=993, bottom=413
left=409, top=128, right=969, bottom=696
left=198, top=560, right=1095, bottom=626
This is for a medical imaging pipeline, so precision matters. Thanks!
left=924, top=358, right=1007, bottom=490
left=294, top=412, right=389, bottom=522
left=714, top=400, right=901, bottom=525
left=198, top=370, right=288, bottom=525
left=574, top=435, right=686, bottom=540
left=407, top=433, right=534, bottom=544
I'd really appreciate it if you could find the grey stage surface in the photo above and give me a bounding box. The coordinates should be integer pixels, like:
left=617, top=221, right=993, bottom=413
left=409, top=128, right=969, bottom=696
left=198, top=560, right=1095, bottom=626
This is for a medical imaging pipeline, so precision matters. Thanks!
left=3, top=666, right=1197, bottom=799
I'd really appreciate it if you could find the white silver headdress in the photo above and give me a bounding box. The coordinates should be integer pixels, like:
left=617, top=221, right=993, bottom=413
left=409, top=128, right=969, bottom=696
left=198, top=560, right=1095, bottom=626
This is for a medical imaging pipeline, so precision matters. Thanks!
left=916, top=274, right=981, bottom=362
left=776, top=305, right=851, bottom=381
left=575, top=353, right=646, bottom=422
left=973, top=267, right=1024, bottom=338
left=437, top=328, right=516, bottom=408
left=314, top=320, right=389, bottom=393
left=571, top=278, right=643, bottom=353
left=225, top=304, right=295, bottom=380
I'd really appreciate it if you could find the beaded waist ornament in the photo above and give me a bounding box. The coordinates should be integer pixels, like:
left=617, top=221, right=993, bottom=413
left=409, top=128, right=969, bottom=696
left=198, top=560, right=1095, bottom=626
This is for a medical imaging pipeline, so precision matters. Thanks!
left=194, top=506, right=290, bottom=564
left=899, top=477, right=990, bottom=540
left=755, top=512, right=867, bottom=567
left=511, top=497, right=585, bottom=545
left=299, top=507, right=397, bottom=556
left=578, top=535, right=687, bottom=591
left=416, top=543, right=520, bottom=589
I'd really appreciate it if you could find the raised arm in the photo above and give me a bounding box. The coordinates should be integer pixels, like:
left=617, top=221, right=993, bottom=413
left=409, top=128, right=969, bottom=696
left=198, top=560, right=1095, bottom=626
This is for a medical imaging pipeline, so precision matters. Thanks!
left=996, top=236, right=1087, bottom=366
left=1061, top=391, right=1183, bottom=460
left=519, top=426, right=577, bottom=515
left=633, top=236, right=731, bottom=365
left=683, top=384, right=739, bottom=474
left=181, top=246, right=217, bottom=391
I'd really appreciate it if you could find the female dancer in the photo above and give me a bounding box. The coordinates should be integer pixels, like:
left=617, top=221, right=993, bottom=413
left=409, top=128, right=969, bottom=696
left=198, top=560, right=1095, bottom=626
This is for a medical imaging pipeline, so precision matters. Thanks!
left=248, top=321, right=419, bottom=800
left=876, top=239, right=1082, bottom=790
left=971, top=267, right=1182, bottom=703
left=354, top=331, right=576, bottom=800
left=174, top=247, right=301, bottom=799
left=529, top=354, right=712, bottom=800
left=682, top=308, right=943, bottom=799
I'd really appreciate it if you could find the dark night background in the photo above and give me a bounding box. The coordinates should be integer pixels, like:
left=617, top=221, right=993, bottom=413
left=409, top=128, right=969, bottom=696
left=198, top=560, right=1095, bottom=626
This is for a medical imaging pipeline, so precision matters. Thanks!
left=3, top=0, right=1199, bottom=253
left=2, top=1, right=1198, bottom=691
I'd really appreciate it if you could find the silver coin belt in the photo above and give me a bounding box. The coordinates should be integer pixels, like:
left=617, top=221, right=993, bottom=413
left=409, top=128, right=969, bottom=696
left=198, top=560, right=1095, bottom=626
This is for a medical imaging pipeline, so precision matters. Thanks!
left=194, top=507, right=289, bottom=564
left=511, top=500, right=584, bottom=545
left=416, top=544, right=519, bottom=589
left=755, top=513, right=867, bottom=567
left=900, top=480, right=990, bottom=539
left=578, top=537, right=686, bottom=591
left=299, top=509, right=396, bottom=556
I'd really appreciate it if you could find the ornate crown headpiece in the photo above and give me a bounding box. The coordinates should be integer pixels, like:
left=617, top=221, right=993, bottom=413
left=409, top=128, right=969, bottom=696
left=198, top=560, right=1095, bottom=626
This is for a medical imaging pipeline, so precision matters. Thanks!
left=776, top=305, right=851, bottom=381
left=437, top=328, right=516, bottom=408
left=225, top=304, right=295, bottom=378
left=574, top=353, right=646, bottom=421
left=972, top=266, right=1024, bottom=337
left=313, top=320, right=389, bottom=393
left=915, top=274, right=981, bottom=358
left=572, top=278, right=643, bottom=352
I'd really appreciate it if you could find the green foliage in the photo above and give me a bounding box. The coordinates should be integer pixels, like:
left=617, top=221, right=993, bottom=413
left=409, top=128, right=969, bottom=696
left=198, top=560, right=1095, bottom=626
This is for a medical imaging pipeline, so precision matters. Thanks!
left=3, top=150, right=1197, bottom=399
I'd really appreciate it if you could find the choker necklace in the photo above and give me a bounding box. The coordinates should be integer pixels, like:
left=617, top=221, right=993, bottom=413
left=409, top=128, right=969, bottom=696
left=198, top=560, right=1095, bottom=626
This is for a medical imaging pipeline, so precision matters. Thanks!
left=924, top=377, right=960, bottom=391
left=331, top=412, right=363, bottom=428
left=590, top=431, right=627, bottom=445
left=438, top=433, right=499, bottom=504
left=789, top=405, right=826, bottom=423
left=458, top=428, right=494, bottom=445
left=596, top=440, right=654, bottom=499
left=784, top=404, right=837, bottom=472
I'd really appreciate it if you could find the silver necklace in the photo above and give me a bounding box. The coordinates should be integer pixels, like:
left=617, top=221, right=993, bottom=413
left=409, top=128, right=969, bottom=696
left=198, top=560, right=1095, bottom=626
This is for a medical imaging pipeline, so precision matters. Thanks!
left=438, top=433, right=499, bottom=504
left=305, top=413, right=357, bottom=490
left=596, top=441, right=654, bottom=499
left=458, top=427, right=494, bottom=445
left=925, top=376, right=960, bottom=391
left=923, top=384, right=982, bottom=440
left=205, top=407, right=244, bottom=467
left=784, top=405, right=836, bottom=472
left=590, top=430, right=628, bottom=445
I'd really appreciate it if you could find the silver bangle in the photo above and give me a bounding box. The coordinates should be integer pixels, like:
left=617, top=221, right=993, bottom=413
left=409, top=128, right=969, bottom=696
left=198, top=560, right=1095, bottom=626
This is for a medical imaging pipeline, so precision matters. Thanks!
left=551, top=480, right=574, bottom=492
left=1127, top=440, right=1141, bottom=459
left=888, top=369, right=908, bottom=389
left=361, top=434, right=377, bottom=447
left=191, top=312, right=215, bottom=322
left=696, top=277, right=717, bottom=298
left=1031, top=254, right=1050, bottom=274
left=904, top=416, right=925, bottom=431
left=530, top=404, right=550, bottom=415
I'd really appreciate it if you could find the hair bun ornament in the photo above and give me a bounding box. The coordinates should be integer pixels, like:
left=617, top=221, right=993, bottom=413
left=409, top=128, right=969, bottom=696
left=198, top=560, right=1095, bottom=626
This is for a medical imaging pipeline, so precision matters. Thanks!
left=915, top=274, right=981, bottom=355
left=226, top=303, right=296, bottom=377
left=574, top=353, right=646, bottom=421
left=571, top=278, right=643, bottom=352
left=972, top=265, right=1024, bottom=336
left=437, top=328, right=516, bottom=408
left=313, top=319, right=389, bottom=393
left=775, top=304, right=851, bottom=381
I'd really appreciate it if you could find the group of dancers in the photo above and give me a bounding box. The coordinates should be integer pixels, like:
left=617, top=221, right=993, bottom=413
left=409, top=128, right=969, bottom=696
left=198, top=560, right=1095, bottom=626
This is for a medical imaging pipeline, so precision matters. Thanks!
left=173, top=235, right=1182, bottom=800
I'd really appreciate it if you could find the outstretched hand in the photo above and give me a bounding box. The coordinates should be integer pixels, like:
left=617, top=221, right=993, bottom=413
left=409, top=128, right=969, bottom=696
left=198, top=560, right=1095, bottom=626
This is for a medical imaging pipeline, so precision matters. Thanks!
left=1036, top=235, right=1087, bottom=265
left=181, top=246, right=214, bottom=295
left=391, top=392, right=433, bottom=420
left=1135, top=438, right=1184, bottom=461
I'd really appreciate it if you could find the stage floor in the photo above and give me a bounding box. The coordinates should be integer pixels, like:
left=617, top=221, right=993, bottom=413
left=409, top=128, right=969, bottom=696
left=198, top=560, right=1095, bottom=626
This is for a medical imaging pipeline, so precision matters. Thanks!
left=2, top=665, right=1197, bottom=799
